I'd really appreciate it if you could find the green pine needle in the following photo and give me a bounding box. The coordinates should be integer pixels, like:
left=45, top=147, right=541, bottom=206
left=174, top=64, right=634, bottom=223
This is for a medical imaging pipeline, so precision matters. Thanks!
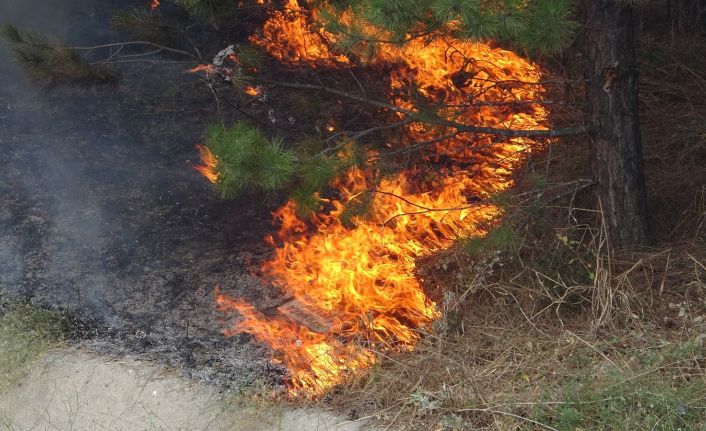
left=173, top=0, right=237, bottom=23
left=524, top=0, right=578, bottom=54
left=201, top=122, right=297, bottom=198
left=299, top=154, right=341, bottom=191
left=0, top=25, right=119, bottom=89
left=236, top=44, right=266, bottom=70
left=315, top=0, right=578, bottom=55
left=292, top=187, right=323, bottom=218
left=256, top=137, right=297, bottom=190
left=111, top=8, right=175, bottom=45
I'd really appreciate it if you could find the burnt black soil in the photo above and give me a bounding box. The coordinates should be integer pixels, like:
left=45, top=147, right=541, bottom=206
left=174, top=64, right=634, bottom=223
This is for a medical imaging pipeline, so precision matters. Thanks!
left=0, top=0, right=284, bottom=387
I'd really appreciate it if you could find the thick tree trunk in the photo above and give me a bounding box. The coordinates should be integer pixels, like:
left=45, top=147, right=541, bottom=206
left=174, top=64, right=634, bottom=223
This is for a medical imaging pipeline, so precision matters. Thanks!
left=675, top=0, right=703, bottom=33
left=585, top=1, right=649, bottom=247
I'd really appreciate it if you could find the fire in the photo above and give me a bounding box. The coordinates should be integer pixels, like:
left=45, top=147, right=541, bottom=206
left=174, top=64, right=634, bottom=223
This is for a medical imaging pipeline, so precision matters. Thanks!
left=253, top=0, right=349, bottom=66
left=243, top=85, right=260, bottom=97
left=188, top=64, right=216, bottom=74
left=150, top=0, right=159, bottom=11
left=194, top=145, right=218, bottom=183
left=207, top=1, right=549, bottom=396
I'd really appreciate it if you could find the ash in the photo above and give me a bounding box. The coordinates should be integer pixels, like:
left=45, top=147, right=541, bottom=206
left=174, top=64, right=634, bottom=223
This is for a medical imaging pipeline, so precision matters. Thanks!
left=0, top=0, right=285, bottom=390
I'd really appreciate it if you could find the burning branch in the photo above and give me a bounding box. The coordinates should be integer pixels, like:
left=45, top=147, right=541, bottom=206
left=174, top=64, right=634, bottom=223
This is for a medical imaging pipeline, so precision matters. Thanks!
left=258, top=78, right=593, bottom=138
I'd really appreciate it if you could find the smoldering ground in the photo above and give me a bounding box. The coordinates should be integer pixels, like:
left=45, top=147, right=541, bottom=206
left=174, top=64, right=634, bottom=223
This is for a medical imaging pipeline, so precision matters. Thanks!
left=0, top=0, right=283, bottom=387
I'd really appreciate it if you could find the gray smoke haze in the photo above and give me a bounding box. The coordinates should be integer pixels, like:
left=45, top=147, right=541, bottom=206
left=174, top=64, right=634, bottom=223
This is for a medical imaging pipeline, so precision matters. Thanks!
left=1, top=0, right=273, bottom=322
left=0, top=0, right=291, bottom=388
left=0, top=0, right=129, bottom=325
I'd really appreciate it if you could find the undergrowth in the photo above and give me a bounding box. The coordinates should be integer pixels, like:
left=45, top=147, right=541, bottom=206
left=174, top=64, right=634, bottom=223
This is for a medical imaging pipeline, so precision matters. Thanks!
left=532, top=338, right=706, bottom=430
left=331, top=237, right=706, bottom=430
left=0, top=297, right=67, bottom=391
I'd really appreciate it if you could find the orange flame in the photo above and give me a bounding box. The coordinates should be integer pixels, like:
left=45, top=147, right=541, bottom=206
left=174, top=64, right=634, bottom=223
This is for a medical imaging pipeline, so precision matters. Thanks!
left=244, top=85, right=260, bottom=96
left=252, top=0, right=350, bottom=66
left=188, top=64, right=216, bottom=74
left=211, top=0, right=550, bottom=396
left=194, top=145, right=218, bottom=183
left=150, top=0, right=160, bottom=11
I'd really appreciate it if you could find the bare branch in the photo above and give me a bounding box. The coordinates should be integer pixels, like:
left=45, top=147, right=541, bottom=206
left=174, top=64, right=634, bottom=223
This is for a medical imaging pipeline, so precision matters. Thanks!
left=258, top=78, right=593, bottom=138
left=73, top=41, right=199, bottom=60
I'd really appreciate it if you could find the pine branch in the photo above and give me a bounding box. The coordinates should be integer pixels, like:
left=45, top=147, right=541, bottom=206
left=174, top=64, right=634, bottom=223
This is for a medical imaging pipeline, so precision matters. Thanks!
left=258, top=78, right=593, bottom=138
left=111, top=8, right=176, bottom=46
left=172, top=0, right=238, bottom=24
left=321, top=0, right=580, bottom=54
left=0, top=25, right=120, bottom=89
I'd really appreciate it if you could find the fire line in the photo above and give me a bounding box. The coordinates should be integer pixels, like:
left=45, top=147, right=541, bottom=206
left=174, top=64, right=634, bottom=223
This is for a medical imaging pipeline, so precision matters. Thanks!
left=197, top=0, right=550, bottom=396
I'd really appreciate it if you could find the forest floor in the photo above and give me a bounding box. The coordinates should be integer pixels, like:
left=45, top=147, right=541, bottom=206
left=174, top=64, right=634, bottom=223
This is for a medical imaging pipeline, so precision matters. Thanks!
left=0, top=0, right=291, bottom=395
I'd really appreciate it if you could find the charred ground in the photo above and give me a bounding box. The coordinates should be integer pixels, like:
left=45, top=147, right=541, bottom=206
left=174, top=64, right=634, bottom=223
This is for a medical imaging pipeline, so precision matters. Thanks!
left=0, top=0, right=289, bottom=389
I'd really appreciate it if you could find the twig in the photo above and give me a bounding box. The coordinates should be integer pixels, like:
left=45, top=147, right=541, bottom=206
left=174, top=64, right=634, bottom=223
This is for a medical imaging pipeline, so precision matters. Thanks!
left=374, top=190, right=481, bottom=213
left=72, top=41, right=199, bottom=59
left=372, top=131, right=464, bottom=159
left=323, top=119, right=413, bottom=149
left=376, top=179, right=593, bottom=227
left=566, top=330, right=617, bottom=367
left=184, top=35, right=203, bottom=61
left=451, top=407, right=559, bottom=431
left=258, top=78, right=594, bottom=138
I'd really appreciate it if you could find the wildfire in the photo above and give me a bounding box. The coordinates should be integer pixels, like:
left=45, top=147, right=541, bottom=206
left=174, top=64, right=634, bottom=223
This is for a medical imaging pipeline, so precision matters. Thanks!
left=243, top=85, right=260, bottom=97
left=194, top=145, right=218, bottom=183
left=150, top=0, right=160, bottom=11
left=254, top=0, right=350, bottom=66
left=200, top=0, right=549, bottom=396
left=188, top=64, right=216, bottom=74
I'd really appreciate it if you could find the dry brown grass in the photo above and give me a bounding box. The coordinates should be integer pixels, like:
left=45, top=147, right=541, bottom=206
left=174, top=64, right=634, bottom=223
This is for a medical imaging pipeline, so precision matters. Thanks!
left=325, top=239, right=705, bottom=430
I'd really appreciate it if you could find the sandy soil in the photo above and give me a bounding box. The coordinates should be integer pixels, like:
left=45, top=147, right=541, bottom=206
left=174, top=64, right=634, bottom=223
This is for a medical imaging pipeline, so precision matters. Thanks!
left=0, top=349, right=370, bottom=431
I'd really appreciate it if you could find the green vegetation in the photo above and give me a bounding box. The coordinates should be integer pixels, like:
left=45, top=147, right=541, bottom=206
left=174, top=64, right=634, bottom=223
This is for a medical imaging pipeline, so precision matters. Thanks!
left=321, top=0, right=578, bottom=54
left=0, top=25, right=119, bottom=89
left=173, top=0, right=239, bottom=24
left=203, top=122, right=351, bottom=215
left=0, top=300, right=66, bottom=391
left=203, top=122, right=298, bottom=199
left=532, top=340, right=706, bottom=430
left=336, top=299, right=706, bottom=430
left=111, top=8, right=176, bottom=45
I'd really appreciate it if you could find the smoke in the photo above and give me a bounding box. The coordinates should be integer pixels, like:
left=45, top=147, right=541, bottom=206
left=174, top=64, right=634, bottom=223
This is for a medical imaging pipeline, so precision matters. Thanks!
left=0, top=0, right=286, bottom=388
left=0, top=0, right=130, bottom=326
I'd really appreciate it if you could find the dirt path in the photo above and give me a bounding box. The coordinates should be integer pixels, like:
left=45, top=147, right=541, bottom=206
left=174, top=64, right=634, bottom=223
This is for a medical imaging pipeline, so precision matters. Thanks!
left=0, top=349, right=369, bottom=431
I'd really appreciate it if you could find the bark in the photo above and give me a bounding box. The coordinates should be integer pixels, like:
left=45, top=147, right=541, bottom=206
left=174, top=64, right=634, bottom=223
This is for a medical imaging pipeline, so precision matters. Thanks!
left=585, top=1, right=649, bottom=247
left=676, top=0, right=703, bottom=33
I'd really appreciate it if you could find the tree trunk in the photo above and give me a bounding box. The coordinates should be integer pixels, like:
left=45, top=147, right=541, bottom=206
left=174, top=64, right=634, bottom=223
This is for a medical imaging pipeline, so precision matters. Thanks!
left=676, top=0, right=702, bottom=33
left=585, top=1, right=649, bottom=247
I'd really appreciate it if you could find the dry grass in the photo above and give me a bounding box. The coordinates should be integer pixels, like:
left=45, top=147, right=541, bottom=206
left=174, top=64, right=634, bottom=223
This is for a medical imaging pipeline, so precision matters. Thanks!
left=0, top=297, right=66, bottom=391
left=326, top=240, right=706, bottom=430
